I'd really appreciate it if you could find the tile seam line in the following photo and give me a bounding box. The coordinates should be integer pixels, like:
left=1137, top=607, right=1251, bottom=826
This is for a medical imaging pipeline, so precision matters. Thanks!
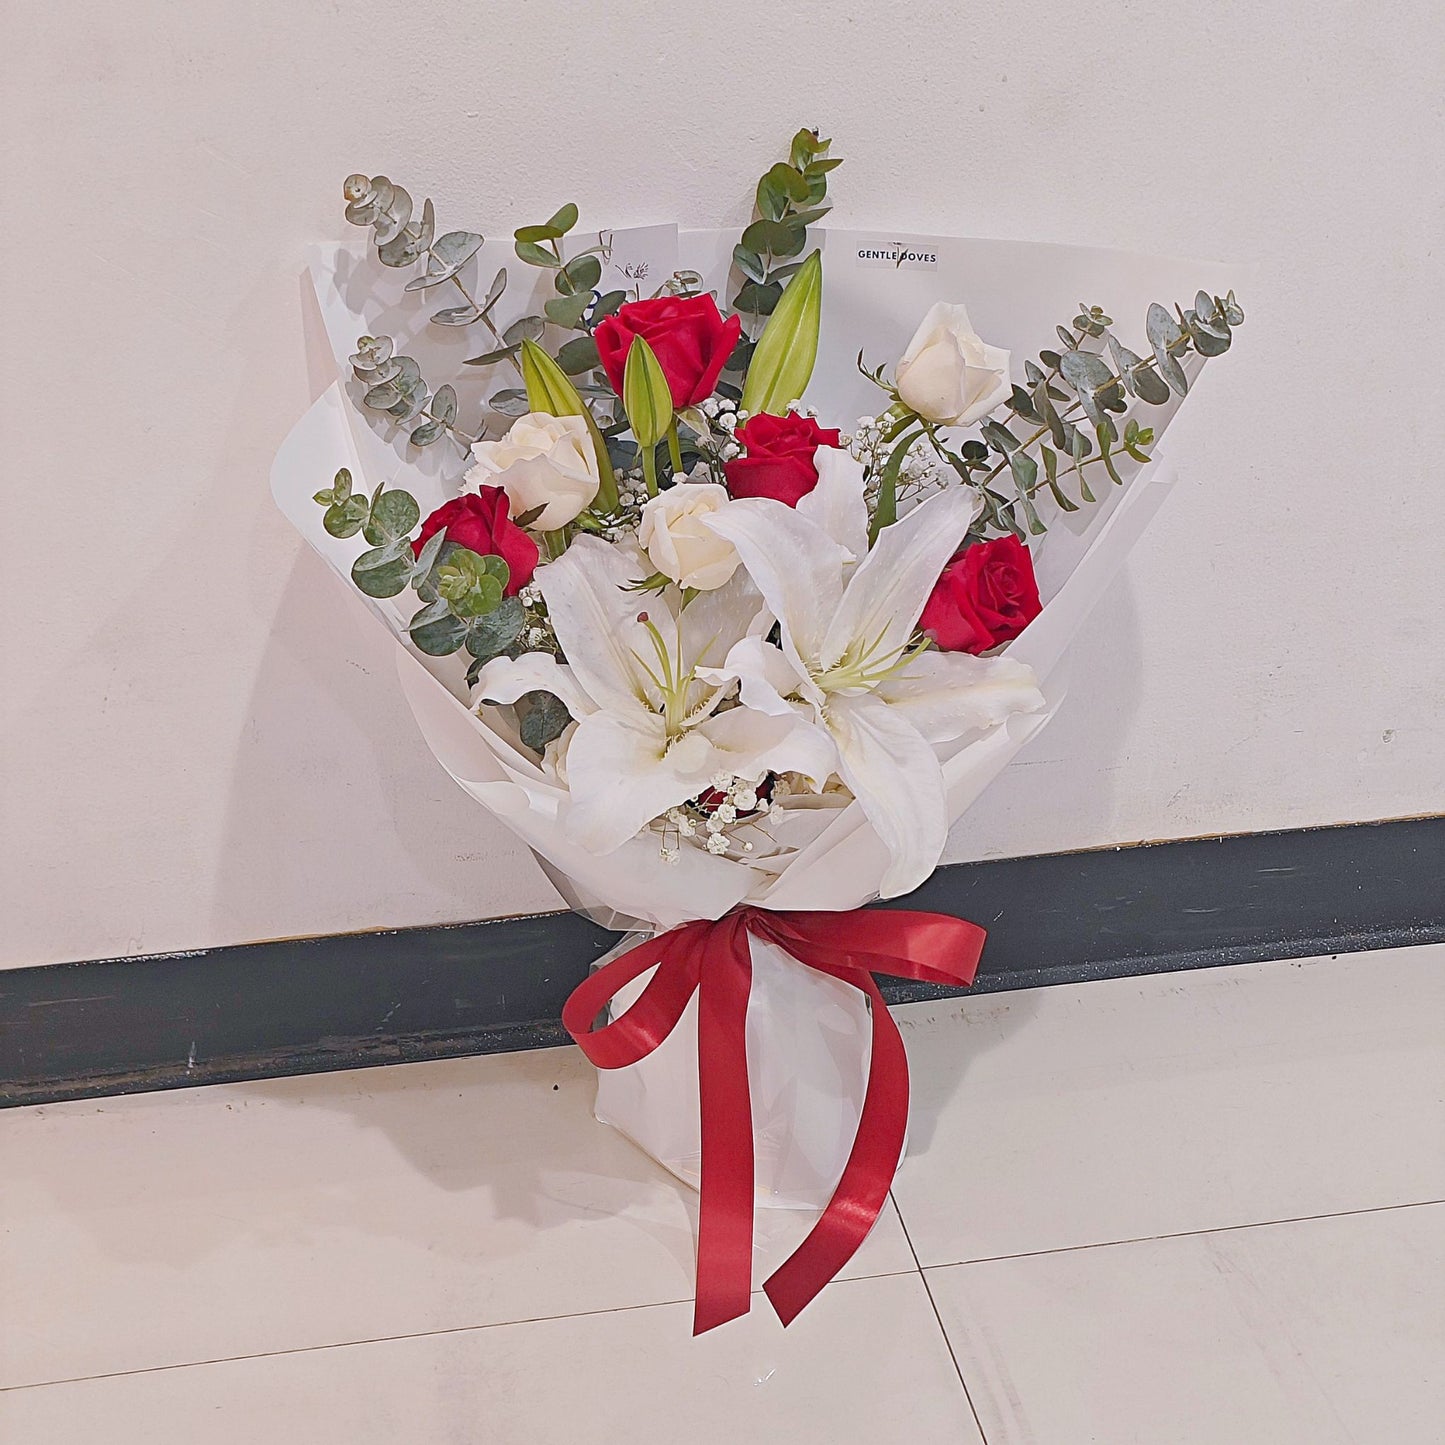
left=0, top=1265, right=918, bottom=1394
left=913, top=1196, right=1445, bottom=1272
left=889, top=1188, right=992, bottom=1444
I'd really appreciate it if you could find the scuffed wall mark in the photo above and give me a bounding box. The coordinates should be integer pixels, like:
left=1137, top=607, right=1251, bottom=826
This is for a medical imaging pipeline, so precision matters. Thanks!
left=186, top=1041, right=197, bottom=1070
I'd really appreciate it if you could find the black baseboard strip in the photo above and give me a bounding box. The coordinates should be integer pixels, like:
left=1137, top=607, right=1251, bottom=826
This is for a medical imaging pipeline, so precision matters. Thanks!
left=3, top=817, right=1440, bottom=1108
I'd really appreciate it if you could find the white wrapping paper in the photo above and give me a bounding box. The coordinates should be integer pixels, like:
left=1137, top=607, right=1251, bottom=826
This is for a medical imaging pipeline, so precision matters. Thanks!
left=273, top=231, right=1232, bottom=1210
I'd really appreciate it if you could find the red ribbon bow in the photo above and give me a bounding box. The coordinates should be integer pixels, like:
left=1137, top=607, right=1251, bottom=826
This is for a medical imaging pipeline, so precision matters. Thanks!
left=562, top=906, right=985, bottom=1334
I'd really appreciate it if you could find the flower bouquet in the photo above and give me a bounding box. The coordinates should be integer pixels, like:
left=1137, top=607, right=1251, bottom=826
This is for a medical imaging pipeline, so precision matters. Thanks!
left=272, top=129, right=1242, bottom=1333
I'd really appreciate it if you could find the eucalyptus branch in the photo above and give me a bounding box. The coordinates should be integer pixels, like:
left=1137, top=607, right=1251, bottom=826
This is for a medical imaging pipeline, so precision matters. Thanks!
left=873, top=289, right=1244, bottom=539
left=725, top=130, right=841, bottom=379
left=348, top=334, right=479, bottom=453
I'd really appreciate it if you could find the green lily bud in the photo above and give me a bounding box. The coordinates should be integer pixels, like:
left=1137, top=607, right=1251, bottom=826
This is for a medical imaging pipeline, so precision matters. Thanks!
left=623, top=335, right=674, bottom=450
left=741, top=249, right=823, bottom=418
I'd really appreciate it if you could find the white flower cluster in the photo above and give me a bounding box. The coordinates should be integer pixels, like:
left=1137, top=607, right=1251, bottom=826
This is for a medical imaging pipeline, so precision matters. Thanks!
left=848, top=417, right=943, bottom=489
left=517, top=581, right=555, bottom=651
left=657, top=770, right=792, bottom=863
left=848, top=414, right=887, bottom=467
left=698, top=395, right=749, bottom=461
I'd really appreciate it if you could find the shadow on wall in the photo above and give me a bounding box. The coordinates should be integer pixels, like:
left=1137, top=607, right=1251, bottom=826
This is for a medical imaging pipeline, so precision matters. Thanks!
left=945, top=569, right=1146, bottom=867
left=209, top=270, right=563, bottom=949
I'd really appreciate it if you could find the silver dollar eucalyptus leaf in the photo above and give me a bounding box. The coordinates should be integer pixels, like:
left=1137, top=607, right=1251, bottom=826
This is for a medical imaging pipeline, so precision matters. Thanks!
left=1146, top=303, right=1189, bottom=397
left=404, top=231, right=485, bottom=291
left=372, top=184, right=413, bottom=248
left=1059, top=348, right=1118, bottom=425
left=489, top=388, right=530, bottom=417
left=431, top=304, right=482, bottom=326
left=429, top=385, right=457, bottom=425
left=503, top=315, right=545, bottom=347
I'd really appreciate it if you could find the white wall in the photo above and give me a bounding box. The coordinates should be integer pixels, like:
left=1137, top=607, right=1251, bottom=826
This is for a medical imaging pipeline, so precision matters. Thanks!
left=3, top=0, right=1441, bottom=970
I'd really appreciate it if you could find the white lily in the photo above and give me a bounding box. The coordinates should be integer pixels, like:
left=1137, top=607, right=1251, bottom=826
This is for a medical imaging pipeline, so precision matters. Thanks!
left=702, top=453, right=1045, bottom=896
left=472, top=534, right=832, bottom=855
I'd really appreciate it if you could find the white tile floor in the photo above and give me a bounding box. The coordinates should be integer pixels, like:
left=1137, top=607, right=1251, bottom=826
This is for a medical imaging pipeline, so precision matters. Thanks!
left=2, top=945, right=1442, bottom=1443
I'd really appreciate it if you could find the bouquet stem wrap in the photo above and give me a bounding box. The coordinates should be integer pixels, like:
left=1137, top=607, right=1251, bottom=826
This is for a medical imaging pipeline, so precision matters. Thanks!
left=561, top=906, right=985, bottom=1333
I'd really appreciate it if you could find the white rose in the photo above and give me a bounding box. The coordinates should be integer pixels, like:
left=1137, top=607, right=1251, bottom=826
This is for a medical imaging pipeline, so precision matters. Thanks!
left=637, top=483, right=741, bottom=591
left=894, top=302, right=1012, bottom=427
left=465, top=413, right=600, bottom=531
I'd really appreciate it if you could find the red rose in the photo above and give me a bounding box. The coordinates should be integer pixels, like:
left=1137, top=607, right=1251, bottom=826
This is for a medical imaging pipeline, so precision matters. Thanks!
left=723, top=411, right=843, bottom=506
left=412, top=488, right=539, bottom=596
left=919, top=535, right=1042, bottom=654
left=594, top=294, right=742, bottom=409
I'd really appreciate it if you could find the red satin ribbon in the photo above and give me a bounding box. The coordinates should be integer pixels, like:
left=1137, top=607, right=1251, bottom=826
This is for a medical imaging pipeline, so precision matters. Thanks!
left=561, top=906, right=985, bottom=1335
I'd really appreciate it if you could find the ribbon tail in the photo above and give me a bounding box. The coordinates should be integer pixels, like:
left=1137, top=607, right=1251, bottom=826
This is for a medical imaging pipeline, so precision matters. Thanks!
left=762, top=973, right=908, bottom=1327
left=691, top=919, right=756, bottom=1335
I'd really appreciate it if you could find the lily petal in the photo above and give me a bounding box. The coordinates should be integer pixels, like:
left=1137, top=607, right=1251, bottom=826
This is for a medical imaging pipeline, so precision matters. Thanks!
left=797, top=447, right=870, bottom=564
left=875, top=650, right=1045, bottom=744
left=824, top=691, right=949, bottom=897
left=562, top=709, right=715, bottom=854
left=700, top=497, right=848, bottom=671
left=535, top=535, right=655, bottom=715
left=819, top=486, right=980, bottom=673
left=471, top=650, right=596, bottom=721
left=695, top=705, right=838, bottom=789
left=699, top=635, right=815, bottom=717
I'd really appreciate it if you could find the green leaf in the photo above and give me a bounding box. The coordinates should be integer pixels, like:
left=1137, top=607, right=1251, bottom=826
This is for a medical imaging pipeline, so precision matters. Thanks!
left=351, top=546, right=411, bottom=598
left=323, top=497, right=368, bottom=537
left=429, top=385, right=457, bottom=425
left=732, top=279, right=783, bottom=316
left=451, top=573, right=503, bottom=617
left=756, top=171, right=787, bottom=222
left=1009, top=449, right=1038, bottom=495
left=868, top=427, right=919, bottom=546
left=546, top=202, right=579, bottom=234
left=465, top=597, right=525, bottom=659
left=519, top=339, right=617, bottom=507
left=333, top=468, right=352, bottom=500
left=1040, top=445, right=1079, bottom=512
left=430, top=304, right=481, bottom=326
left=409, top=418, right=445, bottom=447
left=410, top=526, right=448, bottom=585
left=741, top=249, right=822, bottom=417
left=1096, top=421, right=1125, bottom=485
left=557, top=253, right=601, bottom=295
left=557, top=335, right=600, bottom=374
left=409, top=606, right=467, bottom=656
left=592, top=289, right=627, bottom=321
left=503, top=315, right=546, bottom=347
left=789, top=128, right=819, bottom=170
left=514, top=204, right=576, bottom=244
left=363, top=489, right=420, bottom=546
left=402, top=231, right=482, bottom=290
left=519, top=690, right=572, bottom=751
left=1146, top=303, right=1189, bottom=396
left=1017, top=487, right=1046, bottom=536
left=514, top=239, right=561, bottom=268
left=463, top=346, right=518, bottom=368
left=544, top=292, right=592, bottom=329
left=623, top=335, right=673, bottom=448
left=740, top=217, right=805, bottom=258
left=732, top=246, right=767, bottom=284
left=1130, top=362, right=1172, bottom=406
